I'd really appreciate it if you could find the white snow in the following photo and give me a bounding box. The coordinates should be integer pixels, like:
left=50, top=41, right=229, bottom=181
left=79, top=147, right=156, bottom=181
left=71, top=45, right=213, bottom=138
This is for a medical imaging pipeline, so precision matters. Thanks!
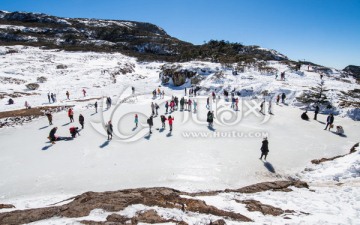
left=0, top=46, right=359, bottom=224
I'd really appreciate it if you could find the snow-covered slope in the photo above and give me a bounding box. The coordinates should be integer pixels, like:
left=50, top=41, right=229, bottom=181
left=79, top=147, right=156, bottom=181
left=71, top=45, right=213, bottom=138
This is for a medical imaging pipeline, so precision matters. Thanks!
left=0, top=46, right=359, bottom=224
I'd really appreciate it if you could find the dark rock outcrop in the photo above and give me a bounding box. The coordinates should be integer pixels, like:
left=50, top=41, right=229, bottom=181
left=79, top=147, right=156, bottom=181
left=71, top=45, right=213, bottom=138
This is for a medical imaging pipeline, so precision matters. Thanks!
left=343, top=65, right=360, bottom=80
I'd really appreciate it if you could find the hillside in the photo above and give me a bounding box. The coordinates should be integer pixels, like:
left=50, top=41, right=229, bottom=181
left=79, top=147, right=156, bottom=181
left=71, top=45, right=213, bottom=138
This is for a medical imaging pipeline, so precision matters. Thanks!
left=0, top=10, right=289, bottom=63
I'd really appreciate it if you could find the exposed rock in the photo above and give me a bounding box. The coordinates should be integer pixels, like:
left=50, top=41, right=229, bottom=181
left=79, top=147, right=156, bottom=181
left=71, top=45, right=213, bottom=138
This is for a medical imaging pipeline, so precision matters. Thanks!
left=343, top=65, right=360, bottom=80
left=311, top=142, right=358, bottom=164
left=56, top=64, right=67, bottom=69
left=0, top=204, right=15, bottom=209
left=25, top=83, right=40, bottom=90
left=210, top=219, right=226, bottom=225
left=0, top=187, right=252, bottom=224
left=132, top=209, right=168, bottom=223
left=106, top=213, right=129, bottom=223
left=226, top=181, right=309, bottom=193
left=191, top=75, right=205, bottom=85
left=237, top=199, right=295, bottom=216
left=172, top=72, right=187, bottom=86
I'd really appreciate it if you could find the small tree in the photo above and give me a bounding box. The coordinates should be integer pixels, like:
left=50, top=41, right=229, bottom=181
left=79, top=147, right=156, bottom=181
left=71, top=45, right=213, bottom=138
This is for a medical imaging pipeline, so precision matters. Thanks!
left=297, top=81, right=330, bottom=106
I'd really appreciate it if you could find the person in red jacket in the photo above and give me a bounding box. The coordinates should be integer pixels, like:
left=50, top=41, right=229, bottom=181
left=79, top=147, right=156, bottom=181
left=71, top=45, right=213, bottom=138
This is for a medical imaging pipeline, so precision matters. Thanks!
left=168, top=115, right=174, bottom=132
left=68, top=108, right=74, bottom=123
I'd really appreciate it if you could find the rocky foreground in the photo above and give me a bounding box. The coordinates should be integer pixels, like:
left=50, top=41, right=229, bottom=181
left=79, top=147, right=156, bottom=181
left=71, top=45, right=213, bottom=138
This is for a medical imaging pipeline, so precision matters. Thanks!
left=0, top=180, right=309, bottom=225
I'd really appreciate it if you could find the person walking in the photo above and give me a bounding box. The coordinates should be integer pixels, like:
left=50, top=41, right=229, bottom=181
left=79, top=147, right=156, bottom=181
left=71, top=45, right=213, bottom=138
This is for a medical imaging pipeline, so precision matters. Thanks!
left=314, top=105, right=319, bottom=120
left=79, top=114, right=84, bottom=129
left=276, top=94, right=280, bottom=105
left=68, top=108, right=74, bottom=123
left=324, top=113, right=334, bottom=131
left=259, top=137, right=269, bottom=160
left=82, top=89, right=86, bottom=97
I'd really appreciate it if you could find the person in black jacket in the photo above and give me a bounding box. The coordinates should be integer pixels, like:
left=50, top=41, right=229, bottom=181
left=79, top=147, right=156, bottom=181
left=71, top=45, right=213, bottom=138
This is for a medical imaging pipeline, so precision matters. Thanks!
left=79, top=114, right=84, bottom=129
left=314, top=105, right=319, bottom=120
left=49, top=127, right=58, bottom=144
left=259, top=138, right=269, bottom=160
left=147, top=116, right=153, bottom=134
left=324, top=113, right=334, bottom=131
left=106, top=121, right=113, bottom=140
left=301, top=111, right=309, bottom=120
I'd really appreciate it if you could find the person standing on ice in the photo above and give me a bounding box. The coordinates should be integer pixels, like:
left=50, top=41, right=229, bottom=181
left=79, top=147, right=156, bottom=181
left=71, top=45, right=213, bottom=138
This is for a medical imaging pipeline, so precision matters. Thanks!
left=281, top=93, right=286, bottom=104
left=82, top=89, right=86, bottom=97
left=51, top=93, right=55, bottom=103
left=68, top=108, right=74, bottom=123
left=206, top=97, right=210, bottom=109
left=155, top=103, right=159, bottom=116
left=207, top=111, right=214, bottom=127
left=151, top=102, right=155, bottom=116
left=259, top=100, right=265, bottom=114
left=174, top=97, right=179, bottom=110
left=276, top=94, right=280, bottom=105
left=134, top=114, right=138, bottom=128
left=180, top=97, right=185, bottom=111
left=188, top=99, right=192, bottom=112
left=168, top=115, right=174, bottom=132
left=106, top=120, right=113, bottom=140
left=259, top=137, right=269, bottom=160
left=132, top=86, right=135, bottom=95
left=66, top=91, right=70, bottom=100
left=212, top=92, right=216, bottom=102
left=160, top=115, right=166, bottom=129
left=47, top=93, right=51, bottom=103
left=94, top=101, right=98, bottom=113
left=193, top=100, right=197, bottom=113
left=185, top=87, right=187, bottom=96
left=165, top=101, right=169, bottom=114
left=49, top=127, right=58, bottom=144
left=79, top=114, right=84, bottom=129
left=314, top=105, right=319, bottom=120
left=324, top=113, right=334, bottom=131
left=235, top=98, right=239, bottom=111
left=162, top=90, right=165, bottom=99
left=45, top=110, right=53, bottom=125
left=268, top=100, right=272, bottom=114
left=147, top=115, right=153, bottom=134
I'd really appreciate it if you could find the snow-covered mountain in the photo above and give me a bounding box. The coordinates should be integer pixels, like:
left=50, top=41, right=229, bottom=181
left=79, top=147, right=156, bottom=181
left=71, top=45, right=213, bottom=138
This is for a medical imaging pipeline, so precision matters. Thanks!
left=0, top=10, right=290, bottom=62
left=0, top=10, right=360, bottom=225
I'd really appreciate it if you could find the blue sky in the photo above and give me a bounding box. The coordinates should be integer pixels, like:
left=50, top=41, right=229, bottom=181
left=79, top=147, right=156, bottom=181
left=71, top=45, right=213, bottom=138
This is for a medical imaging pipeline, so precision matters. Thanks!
left=1, top=0, right=359, bottom=69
